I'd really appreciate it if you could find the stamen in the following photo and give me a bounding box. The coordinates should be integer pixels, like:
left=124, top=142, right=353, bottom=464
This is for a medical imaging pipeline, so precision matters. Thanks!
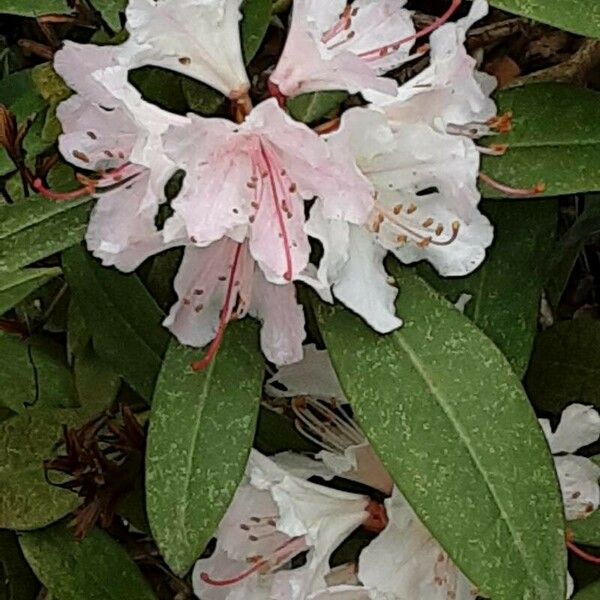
left=258, top=143, right=293, bottom=281
left=200, top=536, right=306, bottom=587
left=487, top=112, right=513, bottom=134
left=567, top=540, right=600, bottom=565
left=321, top=6, right=353, bottom=44
left=477, top=144, right=508, bottom=156
left=479, top=173, right=545, bottom=198
left=33, top=178, right=94, bottom=202
left=191, top=243, right=243, bottom=372
left=358, top=0, right=462, bottom=61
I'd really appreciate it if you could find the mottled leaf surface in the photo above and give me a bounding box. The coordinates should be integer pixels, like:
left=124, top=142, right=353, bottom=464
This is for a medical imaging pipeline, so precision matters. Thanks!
left=287, top=91, right=348, bottom=124
left=0, top=197, right=91, bottom=273
left=526, top=319, right=600, bottom=412
left=147, top=321, right=263, bottom=575
left=241, top=0, right=272, bottom=62
left=570, top=512, right=600, bottom=548
left=0, top=267, right=61, bottom=315
left=490, top=1, right=600, bottom=38
left=0, top=409, right=87, bottom=529
left=0, top=1, right=71, bottom=16
left=315, top=269, right=565, bottom=600
left=20, top=524, right=156, bottom=600
left=62, top=246, right=168, bottom=403
left=481, top=84, right=600, bottom=198
left=421, top=199, right=557, bottom=376
left=0, top=333, right=77, bottom=414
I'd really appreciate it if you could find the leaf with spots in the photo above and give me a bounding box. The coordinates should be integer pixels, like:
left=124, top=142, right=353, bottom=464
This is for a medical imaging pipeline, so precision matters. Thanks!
left=525, top=319, right=600, bottom=413
left=314, top=268, right=566, bottom=600
left=241, top=0, right=272, bottom=63
left=0, top=332, right=78, bottom=414
left=0, top=409, right=89, bottom=530
left=19, top=524, right=156, bottom=600
left=287, top=91, right=348, bottom=124
left=420, top=199, right=558, bottom=377
left=490, top=1, right=600, bottom=38
left=0, top=267, right=61, bottom=316
left=481, top=84, right=600, bottom=198
left=0, top=196, right=91, bottom=273
left=62, top=245, right=168, bottom=403
left=146, top=321, right=263, bottom=575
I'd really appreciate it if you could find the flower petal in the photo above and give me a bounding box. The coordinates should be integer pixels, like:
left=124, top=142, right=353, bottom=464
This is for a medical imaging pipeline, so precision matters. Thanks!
left=555, top=455, right=600, bottom=521
left=540, top=404, right=600, bottom=454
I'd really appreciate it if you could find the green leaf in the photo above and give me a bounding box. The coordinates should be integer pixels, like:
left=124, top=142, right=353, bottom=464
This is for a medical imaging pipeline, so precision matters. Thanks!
left=19, top=524, right=156, bottom=600
left=573, top=580, right=600, bottom=600
left=0, top=196, right=91, bottom=273
left=90, top=0, right=126, bottom=30
left=0, top=332, right=77, bottom=414
left=147, top=321, right=263, bottom=575
left=241, top=0, right=272, bottom=62
left=0, top=530, right=39, bottom=600
left=0, top=1, right=71, bottom=17
left=420, top=199, right=557, bottom=377
left=62, top=246, right=168, bottom=403
left=490, top=1, right=600, bottom=39
left=481, top=84, right=600, bottom=198
left=0, top=268, right=61, bottom=316
left=31, top=63, right=70, bottom=105
left=287, top=91, right=348, bottom=124
left=0, top=409, right=87, bottom=529
left=525, top=319, right=600, bottom=412
left=546, top=196, right=600, bottom=308
left=570, top=513, right=600, bottom=548
left=181, top=78, right=224, bottom=116
left=315, top=269, right=566, bottom=600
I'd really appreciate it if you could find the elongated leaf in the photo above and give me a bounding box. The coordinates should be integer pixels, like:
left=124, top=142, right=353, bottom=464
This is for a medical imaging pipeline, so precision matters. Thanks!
left=315, top=269, right=565, bottom=600
left=62, top=246, right=168, bottom=402
left=0, top=332, right=77, bottom=413
left=481, top=84, right=600, bottom=198
left=287, top=91, right=348, bottom=124
left=20, top=524, right=156, bottom=600
left=570, top=512, right=600, bottom=548
left=421, top=199, right=557, bottom=376
left=546, top=196, right=600, bottom=308
left=0, top=409, right=87, bottom=529
left=0, top=530, right=39, bottom=600
left=0, top=268, right=61, bottom=315
left=490, top=1, right=600, bottom=39
left=0, top=1, right=71, bottom=16
left=573, top=580, right=600, bottom=600
left=0, top=197, right=91, bottom=273
left=147, top=321, right=263, bottom=575
left=90, top=0, right=126, bottom=30
left=241, top=0, right=272, bottom=62
left=525, top=319, right=600, bottom=412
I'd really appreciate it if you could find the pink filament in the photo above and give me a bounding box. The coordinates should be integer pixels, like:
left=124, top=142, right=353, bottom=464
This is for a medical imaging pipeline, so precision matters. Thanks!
left=358, top=0, right=462, bottom=60
left=479, top=172, right=545, bottom=198
left=33, top=178, right=94, bottom=201
left=191, top=243, right=243, bottom=372
left=567, top=540, right=600, bottom=565
left=258, top=143, right=293, bottom=282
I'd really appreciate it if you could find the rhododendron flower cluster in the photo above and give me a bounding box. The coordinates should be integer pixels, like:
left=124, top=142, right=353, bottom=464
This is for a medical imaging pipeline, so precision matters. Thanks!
left=41, top=0, right=503, bottom=367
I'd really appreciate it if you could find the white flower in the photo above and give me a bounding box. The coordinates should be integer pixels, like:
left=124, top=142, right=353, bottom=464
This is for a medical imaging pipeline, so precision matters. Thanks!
left=163, top=239, right=306, bottom=366
left=193, top=450, right=372, bottom=600
left=162, top=98, right=373, bottom=285
left=270, top=0, right=416, bottom=97
left=121, top=0, right=250, bottom=99
left=48, top=50, right=187, bottom=271
left=358, top=488, right=478, bottom=600
left=539, top=404, right=600, bottom=521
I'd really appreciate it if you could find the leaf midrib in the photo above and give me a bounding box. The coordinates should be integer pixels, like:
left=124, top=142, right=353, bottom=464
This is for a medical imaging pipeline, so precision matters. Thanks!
left=390, top=328, right=539, bottom=594
left=490, top=139, right=600, bottom=150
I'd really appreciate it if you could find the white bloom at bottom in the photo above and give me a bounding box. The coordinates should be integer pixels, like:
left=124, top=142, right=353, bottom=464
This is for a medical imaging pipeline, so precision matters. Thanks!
left=539, top=404, right=600, bottom=521
left=358, top=489, right=477, bottom=600
left=193, top=450, right=371, bottom=600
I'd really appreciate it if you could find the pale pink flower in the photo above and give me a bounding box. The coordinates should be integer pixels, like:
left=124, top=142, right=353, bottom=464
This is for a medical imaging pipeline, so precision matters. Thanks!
left=270, top=0, right=415, bottom=98
left=121, top=0, right=250, bottom=99
left=162, top=98, right=373, bottom=286
left=43, top=53, right=187, bottom=271
left=539, top=404, right=600, bottom=521
left=164, top=239, right=306, bottom=367
left=193, top=450, right=373, bottom=600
